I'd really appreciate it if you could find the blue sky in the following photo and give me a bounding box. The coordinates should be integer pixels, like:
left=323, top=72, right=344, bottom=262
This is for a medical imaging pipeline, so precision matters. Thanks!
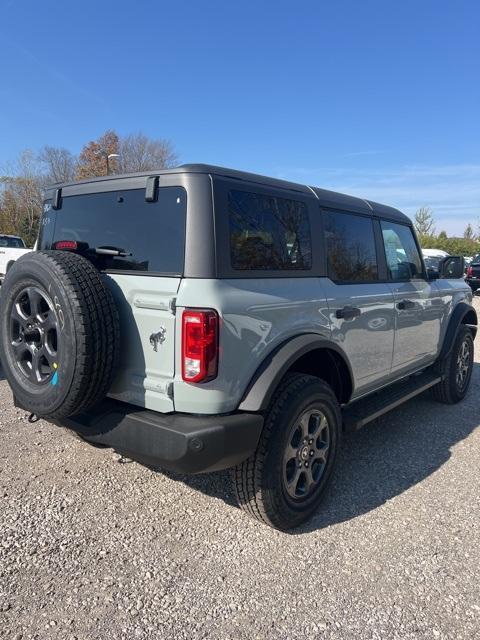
left=1, top=0, right=479, bottom=234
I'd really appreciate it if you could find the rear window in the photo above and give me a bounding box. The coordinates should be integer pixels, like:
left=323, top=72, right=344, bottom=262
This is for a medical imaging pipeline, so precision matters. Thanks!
left=229, top=190, right=312, bottom=270
left=0, top=236, right=25, bottom=248
left=40, top=187, right=186, bottom=274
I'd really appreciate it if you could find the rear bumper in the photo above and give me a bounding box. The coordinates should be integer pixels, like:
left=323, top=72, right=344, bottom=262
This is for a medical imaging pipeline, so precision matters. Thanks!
left=59, top=399, right=264, bottom=474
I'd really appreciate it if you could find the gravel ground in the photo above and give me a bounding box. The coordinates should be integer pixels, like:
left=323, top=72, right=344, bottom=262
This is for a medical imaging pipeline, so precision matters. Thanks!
left=1, top=297, right=479, bottom=640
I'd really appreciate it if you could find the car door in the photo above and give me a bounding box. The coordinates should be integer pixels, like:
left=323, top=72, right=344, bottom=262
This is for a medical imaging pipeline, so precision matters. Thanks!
left=380, top=220, right=443, bottom=373
left=322, top=210, right=395, bottom=394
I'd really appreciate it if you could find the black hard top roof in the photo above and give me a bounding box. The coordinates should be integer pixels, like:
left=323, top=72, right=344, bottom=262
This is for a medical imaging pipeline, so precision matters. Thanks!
left=45, top=163, right=410, bottom=224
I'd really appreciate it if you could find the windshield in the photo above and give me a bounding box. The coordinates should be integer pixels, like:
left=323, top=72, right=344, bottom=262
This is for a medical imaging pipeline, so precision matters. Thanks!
left=39, top=187, right=187, bottom=275
left=472, top=255, right=480, bottom=263
left=0, top=235, right=25, bottom=248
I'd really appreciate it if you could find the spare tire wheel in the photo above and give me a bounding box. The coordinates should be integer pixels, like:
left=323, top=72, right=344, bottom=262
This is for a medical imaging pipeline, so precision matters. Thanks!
left=0, top=250, right=120, bottom=420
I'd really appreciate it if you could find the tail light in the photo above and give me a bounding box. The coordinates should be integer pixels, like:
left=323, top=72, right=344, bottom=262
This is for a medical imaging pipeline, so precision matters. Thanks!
left=467, top=266, right=473, bottom=277
left=182, top=309, right=219, bottom=383
left=54, top=240, right=78, bottom=251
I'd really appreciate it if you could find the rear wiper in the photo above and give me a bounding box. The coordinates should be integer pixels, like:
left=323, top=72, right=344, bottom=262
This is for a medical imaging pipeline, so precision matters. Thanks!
left=93, top=246, right=132, bottom=257
left=54, top=241, right=132, bottom=258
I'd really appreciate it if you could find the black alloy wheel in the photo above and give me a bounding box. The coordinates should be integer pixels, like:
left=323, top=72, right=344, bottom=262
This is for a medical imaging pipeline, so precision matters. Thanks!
left=233, top=373, right=341, bottom=530
left=10, top=286, right=59, bottom=385
left=283, top=408, right=331, bottom=500
left=455, top=334, right=472, bottom=393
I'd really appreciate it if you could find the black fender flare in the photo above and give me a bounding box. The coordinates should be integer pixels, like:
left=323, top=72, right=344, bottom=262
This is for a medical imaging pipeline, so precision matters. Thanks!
left=238, top=334, right=354, bottom=413
left=438, top=302, right=477, bottom=361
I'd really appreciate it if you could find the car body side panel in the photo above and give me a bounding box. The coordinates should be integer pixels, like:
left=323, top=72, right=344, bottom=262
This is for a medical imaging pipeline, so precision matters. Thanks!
left=432, top=278, right=473, bottom=348
left=388, top=279, right=444, bottom=373
left=174, top=278, right=332, bottom=414
left=321, top=280, right=395, bottom=393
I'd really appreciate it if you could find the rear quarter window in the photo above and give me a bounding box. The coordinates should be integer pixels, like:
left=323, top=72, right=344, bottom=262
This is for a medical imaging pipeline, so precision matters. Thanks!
left=40, top=187, right=186, bottom=275
left=228, top=190, right=312, bottom=270
left=324, top=211, right=378, bottom=282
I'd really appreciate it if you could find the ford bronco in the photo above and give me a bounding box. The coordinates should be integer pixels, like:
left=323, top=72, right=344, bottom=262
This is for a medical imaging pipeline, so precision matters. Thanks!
left=0, top=165, right=476, bottom=530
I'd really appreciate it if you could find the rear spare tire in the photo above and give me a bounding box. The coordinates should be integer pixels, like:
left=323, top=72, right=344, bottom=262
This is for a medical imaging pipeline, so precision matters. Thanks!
left=0, top=250, right=120, bottom=420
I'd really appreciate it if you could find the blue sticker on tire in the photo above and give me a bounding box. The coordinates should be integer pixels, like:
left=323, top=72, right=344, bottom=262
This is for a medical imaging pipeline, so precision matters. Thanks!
left=51, top=372, right=59, bottom=386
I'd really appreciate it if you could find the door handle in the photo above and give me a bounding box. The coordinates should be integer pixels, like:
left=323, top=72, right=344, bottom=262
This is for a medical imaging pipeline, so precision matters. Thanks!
left=336, top=306, right=361, bottom=320
left=397, top=299, right=415, bottom=310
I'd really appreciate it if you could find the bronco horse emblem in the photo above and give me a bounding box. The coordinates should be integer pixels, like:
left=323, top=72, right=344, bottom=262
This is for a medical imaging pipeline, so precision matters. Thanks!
left=149, top=326, right=166, bottom=352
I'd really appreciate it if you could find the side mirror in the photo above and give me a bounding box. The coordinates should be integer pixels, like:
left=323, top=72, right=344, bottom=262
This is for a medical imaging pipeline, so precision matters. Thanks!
left=439, top=256, right=465, bottom=279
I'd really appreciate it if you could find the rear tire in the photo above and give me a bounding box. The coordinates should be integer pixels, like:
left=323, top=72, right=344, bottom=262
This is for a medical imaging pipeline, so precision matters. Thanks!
left=233, top=373, right=341, bottom=530
left=0, top=251, right=120, bottom=420
left=431, top=325, right=474, bottom=404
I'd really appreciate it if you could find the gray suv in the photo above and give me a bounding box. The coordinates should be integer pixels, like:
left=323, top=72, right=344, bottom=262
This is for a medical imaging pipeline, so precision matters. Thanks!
left=0, top=164, right=476, bottom=530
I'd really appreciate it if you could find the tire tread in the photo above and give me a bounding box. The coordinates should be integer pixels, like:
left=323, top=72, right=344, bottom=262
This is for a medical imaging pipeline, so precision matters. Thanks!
left=233, top=373, right=340, bottom=529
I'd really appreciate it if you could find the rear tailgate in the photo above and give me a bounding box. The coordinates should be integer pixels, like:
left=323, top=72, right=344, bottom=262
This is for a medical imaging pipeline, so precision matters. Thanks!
left=106, top=274, right=180, bottom=412
left=39, top=185, right=187, bottom=413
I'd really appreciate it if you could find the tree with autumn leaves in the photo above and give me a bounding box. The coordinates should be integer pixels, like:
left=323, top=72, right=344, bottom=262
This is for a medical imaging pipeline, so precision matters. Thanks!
left=0, top=130, right=178, bottom=245
left=76, top=130, right=120, bottom=180
left=75, top=131, right=178, bottom=179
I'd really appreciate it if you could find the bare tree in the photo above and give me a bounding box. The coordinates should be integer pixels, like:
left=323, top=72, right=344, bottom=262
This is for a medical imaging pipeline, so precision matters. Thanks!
left=38, top=146, right=76, bottom=185
left=414, top=207, right=435, bottom=237
left=0, top=150, right=43, bottom=246
left=463, top=223, right=474, bottom=240
left=117, top=132, right=178, bottom=173
left=0, top=130, right=180, bottom=243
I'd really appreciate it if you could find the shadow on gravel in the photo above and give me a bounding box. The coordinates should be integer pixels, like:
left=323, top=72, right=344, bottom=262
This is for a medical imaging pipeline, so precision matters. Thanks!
left=0, top=362, right=5, bottom=382
left=162, top=467, right=238, bottom=508
left=166, top=363, right=480, bottom=534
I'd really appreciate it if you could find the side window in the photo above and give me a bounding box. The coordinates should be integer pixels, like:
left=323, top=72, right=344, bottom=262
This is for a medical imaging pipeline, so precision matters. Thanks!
left=324, top=211, right=378, bottom=282
left=381, top=221, right=423, bottom=280
left=229, top=190, right=312, bottom=270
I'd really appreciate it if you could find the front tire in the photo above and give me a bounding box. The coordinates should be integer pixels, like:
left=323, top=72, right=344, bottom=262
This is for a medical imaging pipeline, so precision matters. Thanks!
left=432, top=325, right=474, bottom=404
left=233, top=373, right=341, bottom=530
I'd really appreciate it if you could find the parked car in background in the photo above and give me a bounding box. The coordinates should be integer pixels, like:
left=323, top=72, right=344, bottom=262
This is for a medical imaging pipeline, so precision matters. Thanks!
left=422, top=249, right=449, bottom=279
left=0, top=235, right=32, bottom=284
left=423, top=255, right=444, bottom=278
left=465, top=255, right=480, bottom=293
left=464, top=256, right=473, bottom=274
left=422, top=249, right=449, bottom=258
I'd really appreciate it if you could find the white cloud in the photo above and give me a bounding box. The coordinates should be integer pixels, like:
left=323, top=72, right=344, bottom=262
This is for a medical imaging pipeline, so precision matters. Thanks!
left=275, top=164, right=480, bottom=236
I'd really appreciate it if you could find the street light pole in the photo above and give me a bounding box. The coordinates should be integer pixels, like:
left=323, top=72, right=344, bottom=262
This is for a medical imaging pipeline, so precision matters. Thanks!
left=95, top=150, right=120, bottom=176
left=106, top=153, right=120, bottom=175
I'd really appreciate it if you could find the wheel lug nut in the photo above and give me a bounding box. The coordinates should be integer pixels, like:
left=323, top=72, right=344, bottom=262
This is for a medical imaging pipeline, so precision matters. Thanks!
left=298, top=462, right=302, bottom=468
left=305, top=462, right=309, bottom=467
left=310, top=450, right=314, bottom=456
left=309, top=439, right=313, bottom=445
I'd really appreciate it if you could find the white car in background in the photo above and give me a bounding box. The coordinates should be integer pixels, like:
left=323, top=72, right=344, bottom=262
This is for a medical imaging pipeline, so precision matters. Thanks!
left=0, top=235, right=32, bottom=283
left=422, top=248, right=450, bottom=277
